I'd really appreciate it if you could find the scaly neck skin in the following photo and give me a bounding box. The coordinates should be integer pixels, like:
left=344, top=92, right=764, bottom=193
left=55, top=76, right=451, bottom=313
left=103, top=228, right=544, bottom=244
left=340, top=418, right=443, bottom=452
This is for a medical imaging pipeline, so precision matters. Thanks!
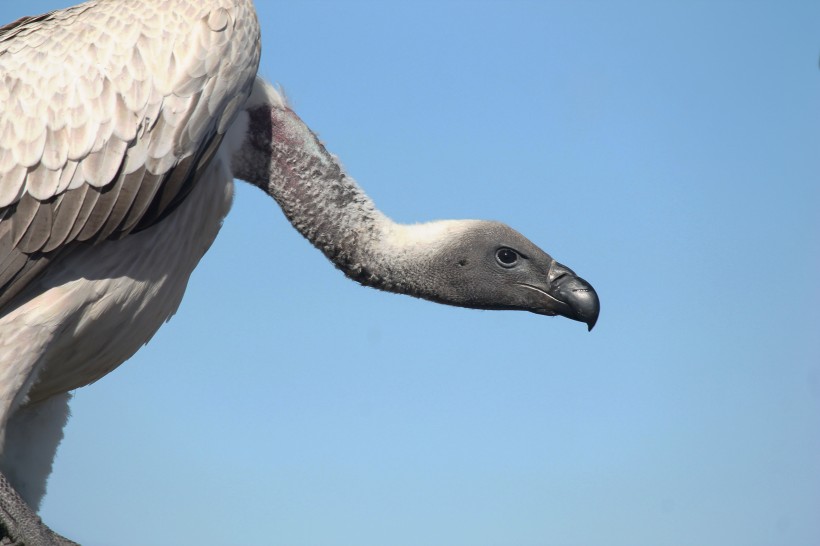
left=230, top=101, right=446, bottom=298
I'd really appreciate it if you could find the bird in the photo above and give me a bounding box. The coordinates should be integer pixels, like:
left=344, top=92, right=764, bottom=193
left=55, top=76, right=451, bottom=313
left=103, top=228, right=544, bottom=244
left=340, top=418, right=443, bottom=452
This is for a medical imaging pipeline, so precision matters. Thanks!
left=0, top=1, right=599, bottom=544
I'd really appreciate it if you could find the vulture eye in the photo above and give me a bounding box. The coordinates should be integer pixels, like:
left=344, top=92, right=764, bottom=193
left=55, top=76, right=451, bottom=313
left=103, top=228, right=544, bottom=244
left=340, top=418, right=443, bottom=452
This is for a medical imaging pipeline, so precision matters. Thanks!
left=495, top=248, right=519, bottom=267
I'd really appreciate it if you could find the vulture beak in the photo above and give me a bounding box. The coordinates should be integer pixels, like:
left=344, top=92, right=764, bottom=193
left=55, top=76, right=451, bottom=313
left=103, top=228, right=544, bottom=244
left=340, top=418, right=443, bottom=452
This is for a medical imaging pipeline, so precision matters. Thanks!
left=525, top=261, right=599, bottom=330
left=546, top=261, right=600, bottom=331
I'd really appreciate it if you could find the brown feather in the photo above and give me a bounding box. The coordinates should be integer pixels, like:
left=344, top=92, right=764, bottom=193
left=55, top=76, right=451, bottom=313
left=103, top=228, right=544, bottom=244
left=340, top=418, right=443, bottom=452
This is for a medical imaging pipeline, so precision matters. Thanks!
left=16, top=197, right=54, bottom=253
left=65, top=184, right=100, bottom=243
left=116, top=166, right=163, bottom=234
left=77, top=165, right=126, bottom=242
left=10, top=192, right=41, bottom=248
left=43, top=187, right=85, bottom=252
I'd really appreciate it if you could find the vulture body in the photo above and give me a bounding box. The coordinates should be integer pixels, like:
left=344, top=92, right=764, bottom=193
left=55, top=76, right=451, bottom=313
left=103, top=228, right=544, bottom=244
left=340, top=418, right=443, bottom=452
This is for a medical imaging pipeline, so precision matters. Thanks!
left=0, top=1, right=598, bottom=544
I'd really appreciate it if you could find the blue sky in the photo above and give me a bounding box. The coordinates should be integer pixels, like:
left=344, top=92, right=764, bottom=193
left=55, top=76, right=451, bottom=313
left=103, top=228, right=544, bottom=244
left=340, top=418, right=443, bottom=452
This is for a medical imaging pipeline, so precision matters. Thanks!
left=2, top=1, right=819, bottom=545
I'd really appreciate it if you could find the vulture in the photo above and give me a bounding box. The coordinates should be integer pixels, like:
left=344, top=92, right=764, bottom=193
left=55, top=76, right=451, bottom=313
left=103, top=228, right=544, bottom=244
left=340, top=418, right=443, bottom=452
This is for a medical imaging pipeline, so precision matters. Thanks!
left=0, top=0, right=599, bottom=544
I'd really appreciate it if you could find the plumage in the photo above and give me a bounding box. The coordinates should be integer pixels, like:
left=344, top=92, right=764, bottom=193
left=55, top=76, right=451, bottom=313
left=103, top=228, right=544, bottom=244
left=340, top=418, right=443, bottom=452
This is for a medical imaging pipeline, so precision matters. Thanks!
left=0, top=164, right=26, bottom=208
left=62, top=183, right=99, bottom=243
left=0, top=1, right=598, bottom=545
left=116, top=167, right=163, bottom=233
left=76, top=163, right=125, bottom=242
left=10, top=193, right=42, bottom=250
left=15, top=196, right=53, bottom=252
left=0, top=6, right=261, bottom=542
left=42, top=192, right=79, bottom=253
left=0, top=232, right=25, bottom=293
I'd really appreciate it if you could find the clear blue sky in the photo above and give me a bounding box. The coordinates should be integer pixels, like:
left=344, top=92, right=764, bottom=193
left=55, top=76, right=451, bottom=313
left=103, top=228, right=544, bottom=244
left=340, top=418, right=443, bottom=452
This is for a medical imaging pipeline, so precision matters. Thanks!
left=2, top=2, right=819, bottom=545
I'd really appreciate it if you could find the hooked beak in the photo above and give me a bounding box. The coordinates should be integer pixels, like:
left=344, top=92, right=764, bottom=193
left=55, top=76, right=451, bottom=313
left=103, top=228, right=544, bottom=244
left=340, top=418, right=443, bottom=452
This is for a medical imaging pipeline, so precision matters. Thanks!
left=546, top=261, right=599, bottom=330
left=522, top=261, right=600, bottom=331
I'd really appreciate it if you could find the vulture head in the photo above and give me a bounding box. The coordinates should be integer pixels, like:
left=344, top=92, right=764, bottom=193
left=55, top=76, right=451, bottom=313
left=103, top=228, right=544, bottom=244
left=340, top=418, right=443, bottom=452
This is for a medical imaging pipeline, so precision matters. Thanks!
left=385, top=220, right=600, bottom=330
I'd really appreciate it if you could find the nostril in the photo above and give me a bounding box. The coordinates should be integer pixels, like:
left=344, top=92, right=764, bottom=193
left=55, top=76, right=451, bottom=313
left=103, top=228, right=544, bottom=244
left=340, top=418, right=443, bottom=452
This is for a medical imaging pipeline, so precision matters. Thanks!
left=548, top=261, right=577, bottom=284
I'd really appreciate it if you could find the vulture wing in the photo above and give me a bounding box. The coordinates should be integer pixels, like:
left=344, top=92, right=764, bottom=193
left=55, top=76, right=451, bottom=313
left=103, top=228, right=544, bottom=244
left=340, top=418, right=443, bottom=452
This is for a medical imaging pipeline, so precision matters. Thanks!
left=0, top=0, right=260, bottom=312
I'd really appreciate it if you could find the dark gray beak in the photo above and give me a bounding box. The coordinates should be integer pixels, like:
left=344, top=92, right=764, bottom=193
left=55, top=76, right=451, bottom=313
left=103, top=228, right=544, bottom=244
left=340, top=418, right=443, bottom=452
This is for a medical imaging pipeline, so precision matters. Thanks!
left=547, top=261, right=600, bottom=331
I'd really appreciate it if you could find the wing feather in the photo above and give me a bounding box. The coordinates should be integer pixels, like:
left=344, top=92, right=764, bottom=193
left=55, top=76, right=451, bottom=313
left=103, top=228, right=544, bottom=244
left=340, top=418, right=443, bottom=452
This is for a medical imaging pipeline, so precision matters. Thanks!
left=80, top=136, right=128, bottom=188
left=10, top=193, right=40, bottom=248
left=11, top=115, right=47, bottom=168
left=77, top=162, right=126, bottom=242
left=117, top=167, right=162, bottom=234
left=43, top=190, right=82, bottom=252
left=97, top=169, right=142, bottom=241
left=41, top=127, right=70, bottom=171
left=18, top=202, right=53, bottom=253
left=63, top=183, right=98, bottom=244
left=0, top=211, right=17, bottom=268
left=0, top=143, right=15, bottom=174
left=55, top=159, right=79, bottom=195
left=0, top=249, right=28, bottom=301
left=13, top=194, right=53, bottom=253
left=0, top=164, right=26, bottom=208
left=0, top=0, right=261, bottom=311
left=25, top=165, right=62, bottom=200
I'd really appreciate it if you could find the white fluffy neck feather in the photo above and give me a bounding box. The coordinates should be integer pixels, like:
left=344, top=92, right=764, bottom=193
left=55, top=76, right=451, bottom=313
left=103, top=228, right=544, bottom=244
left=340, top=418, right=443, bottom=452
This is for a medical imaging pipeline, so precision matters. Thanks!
left=385, top=220, right=476, bottom=252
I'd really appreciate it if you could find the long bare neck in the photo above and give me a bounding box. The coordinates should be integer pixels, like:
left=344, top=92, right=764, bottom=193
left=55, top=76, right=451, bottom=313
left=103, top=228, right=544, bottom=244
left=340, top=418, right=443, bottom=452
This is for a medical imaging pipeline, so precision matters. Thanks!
left=228, top=87, right=445, bottom=297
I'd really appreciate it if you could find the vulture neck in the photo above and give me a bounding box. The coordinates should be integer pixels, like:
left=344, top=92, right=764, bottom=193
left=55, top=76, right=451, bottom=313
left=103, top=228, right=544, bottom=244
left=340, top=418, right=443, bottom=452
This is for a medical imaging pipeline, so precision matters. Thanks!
left=230, top=94, right=454, bottom=298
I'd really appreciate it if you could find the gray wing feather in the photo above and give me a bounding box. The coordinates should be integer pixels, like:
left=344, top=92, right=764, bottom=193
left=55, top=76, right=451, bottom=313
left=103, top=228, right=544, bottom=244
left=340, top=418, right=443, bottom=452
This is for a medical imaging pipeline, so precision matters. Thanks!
left=64, top=184, right=99, bottom=244
left=44, top=190, right=84, bottom=253
left=117, top=168, right=163, bottom=234
left=10, top=194, right=41, bottom=249
left=96, top=171, right=142, bottom=241
left=0, top=249, right=29, bottom=301
left=0, top=0, right=261, bottom=312
left=12, top=194, right=52, bottom=253
left=77, top=166, right=126, bottom=242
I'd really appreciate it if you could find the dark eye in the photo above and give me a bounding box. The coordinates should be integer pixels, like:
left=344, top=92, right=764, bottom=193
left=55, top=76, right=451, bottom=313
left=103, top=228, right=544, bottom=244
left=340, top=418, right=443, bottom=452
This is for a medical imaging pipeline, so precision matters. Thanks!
left=495, top=248, right=519, bottom=267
